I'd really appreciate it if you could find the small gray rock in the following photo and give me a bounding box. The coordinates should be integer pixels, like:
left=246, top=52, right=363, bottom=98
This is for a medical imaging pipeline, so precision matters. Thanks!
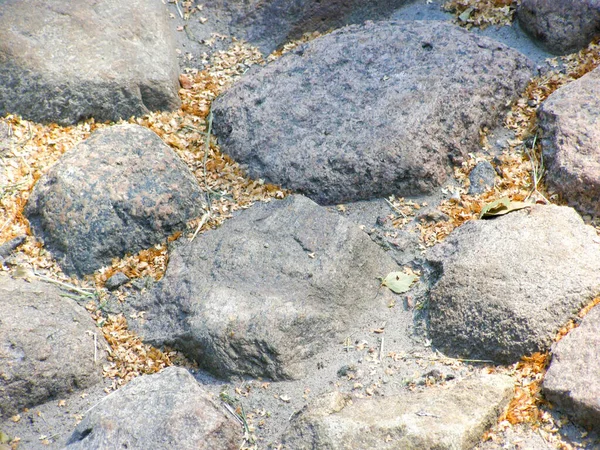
left=468, top=161, right=496, bottom=195
left=281, top=374, right=514, bottom=449
left=65, top=367, right=240, bottom=450
left=426, top=205, right=600, bottom=364
left=0, top=275, right=107, bottom=419
left=104, top=272, right=130, bottom=291
left=25, top=124, right=204, bottom=277
left=543, top=305, right=600, bottom=431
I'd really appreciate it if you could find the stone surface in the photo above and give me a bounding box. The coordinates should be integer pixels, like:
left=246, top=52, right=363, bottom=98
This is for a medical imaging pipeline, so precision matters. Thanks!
left=543, top=305, right=600, bottom=431
left=213, top=20, right=533, bottom=205
left=133, top=195, right=398, bottom=380
left=468, top=161, right=496, bottom=195
left=65, top=367, right=240, bottom=450
left=0, top=0, right=180, bottom=125
left=281, top=374, right=514, bottom=449
left=25, top=124, right=204, bottom=277
left=538, top=67, right=600, bottom=217
left=169, top=0, right=413, bottom=60
left=517, top=0, right=600, bottom=55
left=426, top=205, right=600, bottom=364
left=0, top=275, right=106, bottom=418
left=104, top=272, right=130, bottom=291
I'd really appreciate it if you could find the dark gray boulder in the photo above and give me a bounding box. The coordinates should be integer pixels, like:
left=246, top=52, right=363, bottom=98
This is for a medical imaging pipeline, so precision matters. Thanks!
left=133, top=195, right=398, bottom=380
left=543, top=305, right=600, bottom=431
left=468, top=161, right=496, bottom=195
left=425, top=205, right=600, bottom=364
left=213, top=20, right=534, bottom=205
left=0, top=0, right=180, bottom=125
left=0, top=275, right=106, bottom=419
left=539, top=67, right=600, bottom=217
left=517, top=0, right=600, bottom=55
left=25, top=124, right=204, bottom=277
left=65, top=367, right=240, bottom=450
left=169, top=0, right=413, bottom=61
left=281, top=374, right=514, bottom=449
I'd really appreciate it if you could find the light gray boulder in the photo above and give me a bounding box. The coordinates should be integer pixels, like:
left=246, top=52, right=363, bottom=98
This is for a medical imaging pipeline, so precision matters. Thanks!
left=65, top=367, right=240, bottom=450
left=212, top=20, right=534, bottom=205
left=281, top=374, right=514, bottom=449
left=132, top=195, right=399, bottom=380
left=426, top=205, right=600, bottom=363
left=0, top=0, right=180, bottom=124
left=0, top=275, right=106, bottom=418
left=543, top=305, right=600, bottom=431
left=539, top=67, right=600, bottom=217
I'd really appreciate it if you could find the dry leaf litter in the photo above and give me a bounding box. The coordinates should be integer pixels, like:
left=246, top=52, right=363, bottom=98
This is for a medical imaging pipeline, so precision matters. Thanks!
left=1, top=5, right=600, bottom=447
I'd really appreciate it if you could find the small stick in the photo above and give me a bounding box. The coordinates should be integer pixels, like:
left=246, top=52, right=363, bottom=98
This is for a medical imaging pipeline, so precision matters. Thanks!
left=385, top=198, right=407, bottom=218
left=174, top=0, right=184, bottom=18
left=222, top=402, right=244, bottom=426
left=379, top=336, right=384, bottom=361
left=34, top=272, right=96, bottom=297
left=189, top=212, right=210, bottom=242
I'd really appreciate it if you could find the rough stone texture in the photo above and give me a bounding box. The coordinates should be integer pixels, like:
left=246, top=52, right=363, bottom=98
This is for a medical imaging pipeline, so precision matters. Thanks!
left=0, top=0, right=181, bottom=125
left=169, top=0, right=413, bottom=60
left=0, top=275, right=106, bottom=419
left=517, top=0, right=600, bottom=55
left=468, top=161, right=496, bottom=195
left=133, top=195, right=398, bottom=380
left=25, top=124, right=204, bottom=277
left=281, top=374, right=514, bottom=449
left=426, top=205, right=600, bottom=364
left=538, top=67, right=600, bottom=217
left=65, top=367, right=240, bottom=450
left=213, top=20, right=534, bottom=205
left=543, top=305, right=600, bottom=431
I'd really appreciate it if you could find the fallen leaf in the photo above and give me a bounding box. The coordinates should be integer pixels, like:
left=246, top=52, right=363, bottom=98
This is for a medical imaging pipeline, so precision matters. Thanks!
left=381, top=271, right=418, bottom=294
left=480, top=197, right=530, bottom=219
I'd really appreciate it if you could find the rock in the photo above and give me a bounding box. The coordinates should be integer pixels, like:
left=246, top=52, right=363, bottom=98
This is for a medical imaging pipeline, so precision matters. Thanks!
left=517, top=0, right=600, bottom=55
left=281, top=374, right=514, bottom=449
left=65, top=367, right=240, bottom=450
left=0, top=275, right=106, bottom=419
left=213, top=20, right=534, bottom=205
left=25, top=124, right=204, bottom=277
left=543, top=305, right=600, bottom=431
left=0, top=236, right=25, bottom=260
left=538, top=67, right=600, bottom=217
left=104, top=272, right=130, bottom=291
left=468, top=161, right=496, bottom=195
left=171, top=0, right=413, bottom=59
left=425, top=205, right=600, bottom=364
left=133, top=195, right=398, bottom=380
left=0, top=0, right=180, bottom=125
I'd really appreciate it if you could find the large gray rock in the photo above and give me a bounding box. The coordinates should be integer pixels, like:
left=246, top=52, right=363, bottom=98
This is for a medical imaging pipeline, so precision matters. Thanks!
left=0, top=275, right=106, bottom=419
left=426, top=205, right=600, bottom=364
left=543, top=305, right=600, bottom=431
left=133, top=195, right=398, bottom=380
left=281, top=374, right=514, bottom=449
left=0, top=0, right=180, bottom=125
left=517, top=0, right=600, bottom=55
left=213, top=20, right=534, bottom=205
left=539, top=67, right=600, bottom=217
left=65, top=367, right=240, bottom=450
left=170, top=0, right=413, bottom=59
left=25, top=124, right=204, bottom=277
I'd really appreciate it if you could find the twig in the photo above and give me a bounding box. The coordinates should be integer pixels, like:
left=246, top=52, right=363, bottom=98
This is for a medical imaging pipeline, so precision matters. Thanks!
left=385, top=198, right=407, bottom=218
left=524, top=132, right=550, bottom=203
left=222, top=401, right=244, bottom=426
left=379, top=336, right=384, bottom=361
left=174, top=0, right=184, bottom=18
left=34, top=272, right=96, bottom=297
left=189, top=212, right=210, bottom=242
